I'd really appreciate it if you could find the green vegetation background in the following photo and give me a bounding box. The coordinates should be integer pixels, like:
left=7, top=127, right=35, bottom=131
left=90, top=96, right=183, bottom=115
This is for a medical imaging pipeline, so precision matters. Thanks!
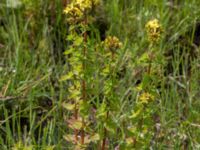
left=0, top=0, right=200, bottom=149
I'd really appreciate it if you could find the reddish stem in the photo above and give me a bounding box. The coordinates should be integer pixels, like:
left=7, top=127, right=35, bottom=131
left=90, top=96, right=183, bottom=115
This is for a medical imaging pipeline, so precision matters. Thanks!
left=62, top=0, right=68, bottom=7
left=74, top=104, right=78, bottom=143
left=102, top=111, right=109, bottom=150
left=80, top=15, right=88, bottom=145
left=81, top=118, right=85, bottom=144
left=102, top=128, right=107, bottom=150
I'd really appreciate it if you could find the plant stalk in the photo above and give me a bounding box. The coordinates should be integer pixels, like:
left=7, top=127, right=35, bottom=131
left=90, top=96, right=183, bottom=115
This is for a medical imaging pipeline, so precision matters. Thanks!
left=102, top=111, right=109, bottom=150
left=74, top=104, right=78, bottom=143
left=80, top=14, right=88, bottom=145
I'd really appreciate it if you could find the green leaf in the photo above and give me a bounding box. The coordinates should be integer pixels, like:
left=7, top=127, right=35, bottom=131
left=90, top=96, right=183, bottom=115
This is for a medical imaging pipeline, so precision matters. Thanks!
left=62, top=103, right=75, bottom=111
left=67, top=34, right=74, bottom=41
left=79, top=100, right=90, bottom=118
left=69, top=89, right=81, bottom=101
left=129, top=107, right=142, bottom=119
left=59, top=72, right=74, bottom=81
left=74, top=144, right=87, bottom=150
left=102, top=66, right=110, bottom=76
left=96, top=103, right=107, bottom=120
left=138, top=52, right=149, bottom=64
left=45, top=146, right=55, bottom=150
left=104, top=118, right=117, bottom=134
left=104, top=81, right=112, bottom=95
left=84, top=133, right=100, bottom=145
left=127, top=126, right=137, bottom=134
left=68, top=119, right=82, bottom=130
left=69, top=57, right=81, bottom=65
left=64, top=47, right=74, bottom=55
left=63, top=134, right=75, bottom=143
left=90, top=133, right=100, bottom=142
left=74, top=36, right=83, bottom=46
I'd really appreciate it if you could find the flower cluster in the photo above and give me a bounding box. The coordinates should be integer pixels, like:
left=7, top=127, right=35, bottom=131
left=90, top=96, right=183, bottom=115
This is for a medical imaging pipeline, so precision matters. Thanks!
left=64, top=4, right=83, bottom=19
left=64, top=0, right=100, bottom=23
left=138, top=92, right=155, bottom=104
left=103, top=36, right=122, bottom=52
left=76, top=0, right=100, bottom=9
left=145, top=19, right=162, bottom=43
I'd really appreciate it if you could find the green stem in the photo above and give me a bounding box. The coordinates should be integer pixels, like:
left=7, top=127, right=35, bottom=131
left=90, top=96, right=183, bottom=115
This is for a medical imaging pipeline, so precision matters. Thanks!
left=102, top=111, right=109, bottom=150
left=102, top=51, right=115, bottom=150
left=81, top=14, right=88, bottom=145
left=74, top=103, right=78, bottom=143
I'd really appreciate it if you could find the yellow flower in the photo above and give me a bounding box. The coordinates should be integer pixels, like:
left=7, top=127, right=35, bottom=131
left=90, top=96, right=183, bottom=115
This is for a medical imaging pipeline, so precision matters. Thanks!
left=145, top=19, right=162, bottom=43
left=139, top=92, right=155, bottom=104
left=64, top=3, right=83, bottom=18
left=76, top=0, right=100, bottom=12
left=76, top=0, right=92, bottom=11
left=64, top=0, right=100, bottom=23
left=104, top=36, right=122, bottom=52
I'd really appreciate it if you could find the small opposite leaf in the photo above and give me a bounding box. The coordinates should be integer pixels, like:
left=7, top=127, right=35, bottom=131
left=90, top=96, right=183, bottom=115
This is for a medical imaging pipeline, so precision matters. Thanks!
left=64, top=47, right=74, bottom=55
left=129, top=107, right=142, bottom=119
left=74, top=144, right=87, bottom=150
left=60, top=72, right=74, bottom=81
left=96, top=103, right=107, bottom=120
left=79, top=101, right=90, bottom=118
left=63, top=134, right=75, bottom=143
left=68, top=119, right=82, bottom=130
left=90, top=133, right=100, bottom=142
left=104, top=119, right=117, bottom=134
left=74, top=36, right=83, bottom=46
left=62, top=103, right=75, bottom=111
left=102, top=66, right=110, bottom=76
left=84, top=133, right=100, bottom=145
left=67, top=34, right=74, bottom=41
